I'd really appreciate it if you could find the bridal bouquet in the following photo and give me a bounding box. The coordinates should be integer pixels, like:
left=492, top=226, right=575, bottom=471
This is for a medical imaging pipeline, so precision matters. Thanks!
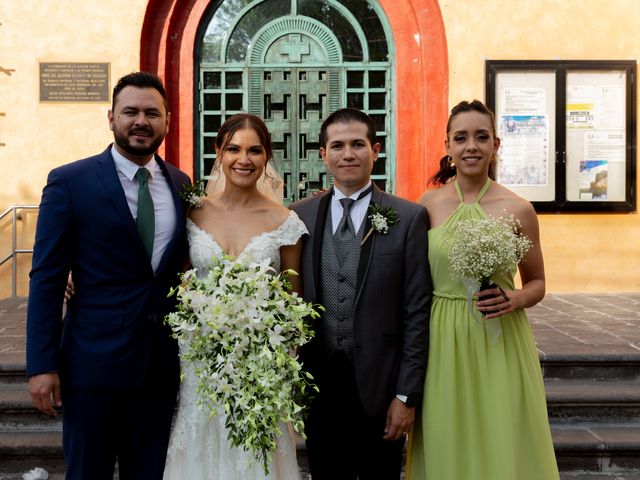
left=165, top=257, right=321, bottom=474
left=448, top=213, right=531, bottom=340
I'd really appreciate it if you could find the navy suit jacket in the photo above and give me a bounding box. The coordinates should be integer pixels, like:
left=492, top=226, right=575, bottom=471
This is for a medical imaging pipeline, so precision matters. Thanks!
left=26, top=145, right=190, bottom=389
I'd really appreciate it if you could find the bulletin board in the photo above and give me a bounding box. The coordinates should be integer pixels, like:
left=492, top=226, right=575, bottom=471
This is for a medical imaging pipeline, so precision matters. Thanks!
left=486, top=60, right=636, bottom=212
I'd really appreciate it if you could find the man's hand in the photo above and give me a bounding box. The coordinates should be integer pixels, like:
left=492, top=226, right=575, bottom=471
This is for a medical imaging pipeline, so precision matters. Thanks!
left=383, top=397, right=415, bottom=441
left=28, top=373, right=62, bottom=416
left=64, top=272, right=74, bottom=302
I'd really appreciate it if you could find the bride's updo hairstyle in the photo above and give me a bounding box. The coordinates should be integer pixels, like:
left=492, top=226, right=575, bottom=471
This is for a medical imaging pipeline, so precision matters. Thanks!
left=430, top=100, right=498, bottom=186
left=215, top=113, right=273, bottom=162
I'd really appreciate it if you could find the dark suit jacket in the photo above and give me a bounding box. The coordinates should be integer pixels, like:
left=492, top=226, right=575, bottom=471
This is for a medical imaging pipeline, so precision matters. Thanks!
left=291, top=184, right=432, bottom=416
left=26, top=145, right=190, bottom=389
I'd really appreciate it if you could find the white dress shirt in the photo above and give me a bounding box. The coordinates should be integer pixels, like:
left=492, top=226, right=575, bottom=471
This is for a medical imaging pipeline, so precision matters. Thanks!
left=111, top=146, right=177, bottom=273
left=331, top=182, right=373, bottom=234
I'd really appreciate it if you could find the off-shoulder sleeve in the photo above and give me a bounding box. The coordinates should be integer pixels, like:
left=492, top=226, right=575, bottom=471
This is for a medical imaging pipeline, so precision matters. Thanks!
left=274, top=211, right=308, bottom=247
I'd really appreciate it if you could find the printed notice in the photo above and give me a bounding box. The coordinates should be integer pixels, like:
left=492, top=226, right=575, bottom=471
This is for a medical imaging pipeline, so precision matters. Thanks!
left=566, top=85, right=595, bottom=129
left=596, top=85, right=625, bottom=130
left=501, top=88, right=546, bottom=115
left=567, top=83, right=625, bottom=131
left=585, top=131, right=625, bottom=164
left=497, top=115, right=549, bottom=186
left=40, top=63, right=110, bottom=102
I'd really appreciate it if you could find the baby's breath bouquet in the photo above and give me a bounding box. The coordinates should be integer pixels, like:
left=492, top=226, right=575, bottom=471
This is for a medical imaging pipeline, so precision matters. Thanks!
left=361, top=204, right=399, bottom=245
left=178, top=179, right=207, bottom=208
left=165, top=256, right=321, bottom=474
left=448, top=213, right=531, bottom=340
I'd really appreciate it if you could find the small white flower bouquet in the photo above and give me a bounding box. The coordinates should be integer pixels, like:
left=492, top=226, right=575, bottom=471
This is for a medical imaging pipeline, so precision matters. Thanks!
left=361, top=204, right=399, bottom=245
left=448, top=213, right=531, bottom=340
left=178, top=179, right=207, bottom=208
left=165, top=257, right=321, bottom=474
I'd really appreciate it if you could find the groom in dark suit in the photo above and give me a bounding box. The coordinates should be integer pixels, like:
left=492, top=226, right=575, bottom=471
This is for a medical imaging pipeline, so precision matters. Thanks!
left=291, top=108, right=431, bottom=479
left=27, top=72, right=190, bottom=479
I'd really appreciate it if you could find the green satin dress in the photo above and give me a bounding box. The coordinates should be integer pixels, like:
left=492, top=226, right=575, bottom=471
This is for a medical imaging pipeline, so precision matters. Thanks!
left=408, top=180, right=559, bottom=480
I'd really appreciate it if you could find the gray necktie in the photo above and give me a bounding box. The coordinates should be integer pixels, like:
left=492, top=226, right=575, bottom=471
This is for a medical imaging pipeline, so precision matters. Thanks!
left=334, top=198, right=357, bottom=264
left=135, top=167, right=155, bottom=259
left=333, top=185, right=374, bottom=263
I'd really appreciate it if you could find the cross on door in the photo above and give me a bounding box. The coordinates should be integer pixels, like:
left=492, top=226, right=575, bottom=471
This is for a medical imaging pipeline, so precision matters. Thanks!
left=280, top=35, right=310, bottom=63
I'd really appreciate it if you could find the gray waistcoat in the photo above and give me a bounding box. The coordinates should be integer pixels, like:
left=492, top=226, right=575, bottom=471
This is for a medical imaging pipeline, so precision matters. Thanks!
left=320, top=207, right=366, bottom=356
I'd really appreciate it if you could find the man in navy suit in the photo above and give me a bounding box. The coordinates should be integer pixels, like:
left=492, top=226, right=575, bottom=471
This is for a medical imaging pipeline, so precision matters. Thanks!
left=27, top=72, right=190, bottom=479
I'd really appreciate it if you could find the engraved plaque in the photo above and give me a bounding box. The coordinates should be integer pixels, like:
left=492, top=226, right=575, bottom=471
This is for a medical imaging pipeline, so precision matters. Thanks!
left=40, top=63, right=110, bottom=102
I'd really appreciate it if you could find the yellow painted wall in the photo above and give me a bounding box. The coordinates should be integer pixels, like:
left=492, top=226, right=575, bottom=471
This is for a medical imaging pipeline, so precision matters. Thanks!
left=0, top=1, right=145, bottom=296
left=439, top=0, right=640, bottom=292
left=0, top=0, right=639, bottom=295
left=0, top=1, right=146, bottom=208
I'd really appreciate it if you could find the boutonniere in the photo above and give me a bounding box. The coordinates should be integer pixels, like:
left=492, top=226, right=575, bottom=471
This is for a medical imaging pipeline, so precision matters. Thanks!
left=179, top=179, right=207, bottom=208
left=361, top=204, right=399, bottom=245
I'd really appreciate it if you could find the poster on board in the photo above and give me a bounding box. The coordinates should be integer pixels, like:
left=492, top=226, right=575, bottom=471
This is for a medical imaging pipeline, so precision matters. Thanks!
left=497, top=114, right=549, bottom=186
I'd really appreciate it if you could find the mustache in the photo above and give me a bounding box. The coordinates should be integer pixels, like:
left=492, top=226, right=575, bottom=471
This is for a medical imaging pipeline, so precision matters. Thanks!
left=129, top=127, right=153, bottom=136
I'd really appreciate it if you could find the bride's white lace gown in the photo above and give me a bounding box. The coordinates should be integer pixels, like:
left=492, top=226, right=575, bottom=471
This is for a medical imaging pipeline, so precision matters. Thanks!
left=164, top=211, right=308, bottom=480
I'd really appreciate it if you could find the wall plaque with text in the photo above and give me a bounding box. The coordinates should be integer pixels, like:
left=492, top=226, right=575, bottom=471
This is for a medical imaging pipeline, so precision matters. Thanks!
left=40, top=62, right=110, bottom=102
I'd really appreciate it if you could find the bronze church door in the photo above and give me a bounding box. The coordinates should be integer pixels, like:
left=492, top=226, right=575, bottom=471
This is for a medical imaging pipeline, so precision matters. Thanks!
left=197, top=1, right=393, bottom=202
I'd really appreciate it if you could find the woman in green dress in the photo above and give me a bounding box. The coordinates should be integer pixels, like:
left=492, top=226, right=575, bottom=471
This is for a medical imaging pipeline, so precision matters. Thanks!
left=408, top=100, right=559, bottom=479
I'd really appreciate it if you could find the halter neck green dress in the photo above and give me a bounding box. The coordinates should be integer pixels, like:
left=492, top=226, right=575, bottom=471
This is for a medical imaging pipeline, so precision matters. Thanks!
left=408, top=180, right=559, bottom=480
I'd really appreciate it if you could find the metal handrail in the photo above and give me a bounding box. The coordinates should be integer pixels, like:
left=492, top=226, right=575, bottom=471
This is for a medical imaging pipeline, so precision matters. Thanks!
left=0, top=205, right=38, bottom=297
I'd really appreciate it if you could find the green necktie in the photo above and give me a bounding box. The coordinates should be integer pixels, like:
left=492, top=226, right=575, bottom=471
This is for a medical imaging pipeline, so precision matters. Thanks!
left=135, top=167, right=154, bottom=259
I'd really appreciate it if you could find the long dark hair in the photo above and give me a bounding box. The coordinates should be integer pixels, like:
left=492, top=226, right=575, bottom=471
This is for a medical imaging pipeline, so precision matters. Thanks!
left=430, top=100, right=497, bottom=186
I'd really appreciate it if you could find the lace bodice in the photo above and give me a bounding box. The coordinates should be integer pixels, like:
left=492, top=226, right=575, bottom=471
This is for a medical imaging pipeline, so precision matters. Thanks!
left=187, top=210, right=308, bottom=272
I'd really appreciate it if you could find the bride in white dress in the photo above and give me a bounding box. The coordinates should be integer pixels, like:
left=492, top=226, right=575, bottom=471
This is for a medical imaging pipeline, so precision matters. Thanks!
left=163, top=114, right=306, bottom=480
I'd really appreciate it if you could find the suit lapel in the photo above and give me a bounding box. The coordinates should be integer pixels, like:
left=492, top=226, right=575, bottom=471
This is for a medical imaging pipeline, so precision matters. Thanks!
left=94, top=147, right=146, bottom=253
left=95, top=147, right=187, bottom=276
left=312, top=190, right=332, bottom=301
left=355, top=184, right=384, bottom=306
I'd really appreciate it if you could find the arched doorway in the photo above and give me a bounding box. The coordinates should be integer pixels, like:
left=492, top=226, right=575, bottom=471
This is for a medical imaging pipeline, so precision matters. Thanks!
left=196, top=1, right=394, bottom=202
left=140, top=0, right=448, bottom=201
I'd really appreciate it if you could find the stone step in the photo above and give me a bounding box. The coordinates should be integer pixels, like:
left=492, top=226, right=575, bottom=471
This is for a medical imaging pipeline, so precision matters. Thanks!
left=1, top=400, right=639, bottom=477
left=0, top=365, right=26, bottom=385
left=546, top=379, right=640, bottom=422
left=4, top=376, right=638, bottom=428
left=0, top=475, right=65, bottom=480
left=559, top=474, right=640, bottom=479
left=552, top=423, right=640, bottom=473
left=541, top=354, right=640, bottom=382
left=0, top=382, right=61, bottom=429
left=0, top=431, right=64, bottom=474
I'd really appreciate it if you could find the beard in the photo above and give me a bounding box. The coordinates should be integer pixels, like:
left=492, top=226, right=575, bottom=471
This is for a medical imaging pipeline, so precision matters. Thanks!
left=113, top=127, right=165, bottom=157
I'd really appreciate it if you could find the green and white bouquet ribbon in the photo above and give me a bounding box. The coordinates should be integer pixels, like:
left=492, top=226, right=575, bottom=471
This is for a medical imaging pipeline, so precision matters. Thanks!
left=448, top=213, right=532, bottom=342
left=165, top=256, right=321, bottom=474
